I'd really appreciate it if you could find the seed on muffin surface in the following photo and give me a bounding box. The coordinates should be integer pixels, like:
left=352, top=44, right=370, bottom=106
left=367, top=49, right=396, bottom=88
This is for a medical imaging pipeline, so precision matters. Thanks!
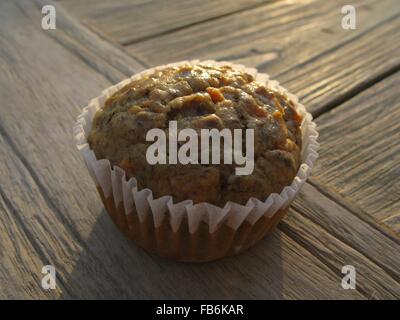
left=88, top=63, right=303, bottom=206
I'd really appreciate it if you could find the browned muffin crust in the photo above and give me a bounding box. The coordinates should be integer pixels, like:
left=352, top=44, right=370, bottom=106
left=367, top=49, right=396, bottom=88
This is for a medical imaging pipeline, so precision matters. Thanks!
left=88, top=63, right=303, bottom=206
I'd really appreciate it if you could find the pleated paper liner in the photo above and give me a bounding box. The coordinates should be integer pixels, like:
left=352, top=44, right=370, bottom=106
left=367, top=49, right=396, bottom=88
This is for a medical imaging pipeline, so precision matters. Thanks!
left=74, top=60, right=319, bottom=262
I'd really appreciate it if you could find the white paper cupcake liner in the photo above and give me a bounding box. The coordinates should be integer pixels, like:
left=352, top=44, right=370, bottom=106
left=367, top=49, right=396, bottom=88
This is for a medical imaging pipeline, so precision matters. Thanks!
left=74, top=59, right=319, bottom=261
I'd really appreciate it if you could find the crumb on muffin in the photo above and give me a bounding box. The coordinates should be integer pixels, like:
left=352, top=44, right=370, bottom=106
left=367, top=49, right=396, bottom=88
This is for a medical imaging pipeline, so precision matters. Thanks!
left=88, top=63, right=303, bottom=206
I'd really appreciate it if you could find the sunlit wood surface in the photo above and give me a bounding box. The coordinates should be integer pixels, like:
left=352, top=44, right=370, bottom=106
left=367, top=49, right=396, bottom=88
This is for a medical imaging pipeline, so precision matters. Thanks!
left=0, top=0, right=398, bottom=299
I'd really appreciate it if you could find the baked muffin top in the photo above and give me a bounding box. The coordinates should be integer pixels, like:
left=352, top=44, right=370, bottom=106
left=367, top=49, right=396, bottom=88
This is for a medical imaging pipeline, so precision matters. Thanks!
left=88, top=63, right=303, bottom=206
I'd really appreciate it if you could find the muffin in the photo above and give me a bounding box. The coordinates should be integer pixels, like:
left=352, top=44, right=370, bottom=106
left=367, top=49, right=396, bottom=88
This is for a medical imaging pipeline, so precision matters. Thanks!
left=75, top=60, right=318, bottom=262
left=88, top=63, right=302, bottom=205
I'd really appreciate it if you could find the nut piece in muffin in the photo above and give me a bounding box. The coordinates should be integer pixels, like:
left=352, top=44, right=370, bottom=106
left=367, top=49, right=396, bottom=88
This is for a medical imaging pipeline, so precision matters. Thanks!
left=87, top=63, right=303, bottom=206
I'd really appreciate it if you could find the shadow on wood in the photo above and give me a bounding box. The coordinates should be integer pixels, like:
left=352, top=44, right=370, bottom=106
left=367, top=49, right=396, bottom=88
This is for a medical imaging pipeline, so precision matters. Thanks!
left=59, top=208, right=284, bottom=299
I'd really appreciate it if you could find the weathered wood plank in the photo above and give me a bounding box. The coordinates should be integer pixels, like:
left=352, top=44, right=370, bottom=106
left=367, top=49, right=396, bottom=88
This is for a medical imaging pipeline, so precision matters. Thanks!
left=312, top=72, right=400, bottom=234
left=0, top=132, right=80, bottom=299
left=0, top=0, right=365, bottom=299
left=281, top=183, right=400, bottom=299
left=0, top=156, right=59, bottom=299
left=32, top=0, right=146, bottom=83
left=125, top=0, right=400, bottom=115
left=0, top=0, right=145, bottom=299
left=56, top=0, right=273, bottom=45
left=292, top=182, right=400, bottom=279
left=307, top=179, right=400, bottom=243
left=279, top=15, right=400, bottom=117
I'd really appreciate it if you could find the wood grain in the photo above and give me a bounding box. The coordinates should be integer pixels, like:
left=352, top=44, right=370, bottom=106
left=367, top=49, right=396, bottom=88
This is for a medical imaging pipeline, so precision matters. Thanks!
left=0, top=0, right=369, bottom=299
left=124, top=0, right=400, bottom=115
left=312, top=72, right=400, bottom=233
left=33, top=0, right=146, bottom=83
left=56, top=0, right=273, bottom=45
left=282, top=183, right=400, bottom=299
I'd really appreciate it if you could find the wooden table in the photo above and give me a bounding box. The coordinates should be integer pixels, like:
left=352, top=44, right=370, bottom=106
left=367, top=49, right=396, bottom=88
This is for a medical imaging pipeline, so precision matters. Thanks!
left=0, top=0, right=399, bottom=299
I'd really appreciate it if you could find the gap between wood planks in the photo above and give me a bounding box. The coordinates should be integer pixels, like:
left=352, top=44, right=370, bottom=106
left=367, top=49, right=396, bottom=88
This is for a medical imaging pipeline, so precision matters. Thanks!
left=55, top=0, right=279, bottom=47
left=272, top=10, right=400, bottom=118
left=282, top=204, right=399, bottom=284
left=278, top=216, right=377, bottom=300
left=308, top=178, right=400, bottom=244
left=310, top=64, right=400, bottom=119
left=119, top=1, right=279, bottom=46
left=278, top=208, right=399, bottom=300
